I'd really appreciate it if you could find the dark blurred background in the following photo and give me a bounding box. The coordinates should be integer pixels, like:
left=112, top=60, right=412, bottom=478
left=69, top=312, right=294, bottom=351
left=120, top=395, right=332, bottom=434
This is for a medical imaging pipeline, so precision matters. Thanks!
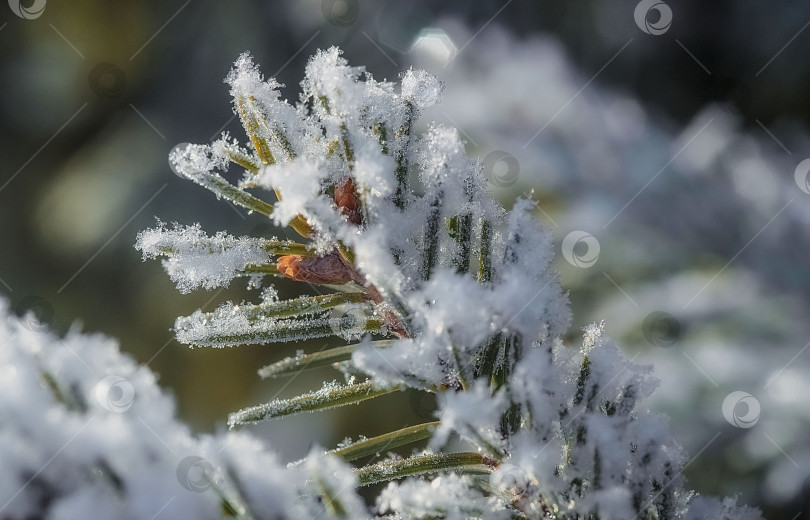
left=2, top=1, right=810, bottom=518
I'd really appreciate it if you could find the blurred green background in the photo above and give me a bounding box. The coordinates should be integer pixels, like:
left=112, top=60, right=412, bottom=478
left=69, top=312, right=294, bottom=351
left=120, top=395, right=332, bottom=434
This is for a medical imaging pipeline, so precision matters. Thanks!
left=2, top=1, right=810, bottom=518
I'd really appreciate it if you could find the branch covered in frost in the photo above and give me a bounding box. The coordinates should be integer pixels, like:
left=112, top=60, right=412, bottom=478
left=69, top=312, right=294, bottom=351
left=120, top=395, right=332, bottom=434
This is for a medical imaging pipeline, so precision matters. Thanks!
left=135, top=47, right=762, bottom=520
left=228, top=379, right=399, bottom=427
left=135, top=221, right=313, bottom=293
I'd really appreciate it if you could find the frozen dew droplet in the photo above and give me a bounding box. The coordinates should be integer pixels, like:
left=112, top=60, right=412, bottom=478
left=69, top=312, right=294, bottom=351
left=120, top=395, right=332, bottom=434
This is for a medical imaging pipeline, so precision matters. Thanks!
left=169, top=142, right=193, bottom=178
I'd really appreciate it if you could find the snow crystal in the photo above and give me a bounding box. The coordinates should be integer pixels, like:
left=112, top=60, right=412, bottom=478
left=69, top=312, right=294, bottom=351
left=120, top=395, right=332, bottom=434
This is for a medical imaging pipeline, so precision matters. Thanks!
left=352, top=139, right=398, bottom=200
left=377, top=474, right=507, bottom=519
left=168, top=142, right=227, bottom=183
left=429, top=383, right=507, bottom=454
left=226, top=52, right=282, bottom=105
left=401, top=69, right=444, bottom=108
left=683, top=496, right=764, bottom=520
left=581, top=320, right=605, bottom=355
left=135, top=221, right=272, bottom=293
left=255, top=158, right=326, bottom=227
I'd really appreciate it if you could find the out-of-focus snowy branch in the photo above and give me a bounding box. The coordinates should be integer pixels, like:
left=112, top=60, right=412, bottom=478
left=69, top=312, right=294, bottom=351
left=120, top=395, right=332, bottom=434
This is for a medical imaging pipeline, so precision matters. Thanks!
left=0, top=298, right=356, bottom=519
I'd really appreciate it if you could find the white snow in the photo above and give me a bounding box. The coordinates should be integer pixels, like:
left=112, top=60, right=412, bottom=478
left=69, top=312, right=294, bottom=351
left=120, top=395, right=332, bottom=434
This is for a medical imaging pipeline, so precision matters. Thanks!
left=135, top=221, right=272, bottom=293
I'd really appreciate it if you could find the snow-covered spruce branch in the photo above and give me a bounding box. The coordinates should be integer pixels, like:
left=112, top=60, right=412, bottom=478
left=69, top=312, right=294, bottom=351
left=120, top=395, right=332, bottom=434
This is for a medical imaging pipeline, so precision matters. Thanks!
left=132, top=48, right=761, bottom=519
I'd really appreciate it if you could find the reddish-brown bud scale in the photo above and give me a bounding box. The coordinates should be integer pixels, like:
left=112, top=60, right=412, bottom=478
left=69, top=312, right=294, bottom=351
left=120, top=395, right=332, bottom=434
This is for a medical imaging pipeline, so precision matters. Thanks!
left=277, top=252, right=355, bottom=285
left=334, top=176, right=362, bottom=225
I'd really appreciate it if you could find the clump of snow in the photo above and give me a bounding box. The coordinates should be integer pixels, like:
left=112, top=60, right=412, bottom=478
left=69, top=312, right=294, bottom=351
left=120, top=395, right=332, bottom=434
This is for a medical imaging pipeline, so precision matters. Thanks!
left=378, top=474, right=506, bottom=519
left=169, top=143, right=228, bottom=183
left=429, top=383, right=507, bottom=453
left=683, top=496, right=764, bottom=520
left=401, top=69, right=444, bottom=108
left=136, top=221, right=272, bottom=293
left=256, top=158, right=330, bottom=227
left=226, top=52, right=282, bottom=105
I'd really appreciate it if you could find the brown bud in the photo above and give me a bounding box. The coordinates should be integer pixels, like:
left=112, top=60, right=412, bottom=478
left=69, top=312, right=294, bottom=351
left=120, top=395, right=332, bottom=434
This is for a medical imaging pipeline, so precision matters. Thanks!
left=276, top=252, right=355, bottom=285
left=335, top=176, right=362, bottom=225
